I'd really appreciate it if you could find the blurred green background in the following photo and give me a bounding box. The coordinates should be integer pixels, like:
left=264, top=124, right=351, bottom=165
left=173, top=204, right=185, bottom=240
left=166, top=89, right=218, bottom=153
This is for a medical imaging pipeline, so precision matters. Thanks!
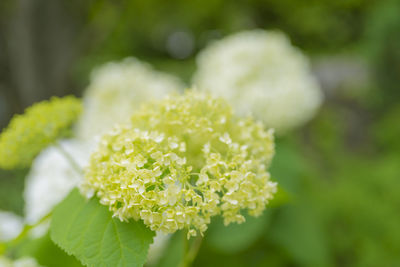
left=1, top=0, right=400, bottom=266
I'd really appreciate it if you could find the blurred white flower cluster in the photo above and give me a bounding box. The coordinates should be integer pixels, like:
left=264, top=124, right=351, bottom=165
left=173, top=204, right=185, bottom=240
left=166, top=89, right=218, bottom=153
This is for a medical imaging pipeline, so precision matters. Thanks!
left=76, top=57, right=185, bottom=141
left=193, top=30, right=323, bottom=133
left=0, top=211, right=23, bottom=241
left=24, top=139, right=90, bottom=224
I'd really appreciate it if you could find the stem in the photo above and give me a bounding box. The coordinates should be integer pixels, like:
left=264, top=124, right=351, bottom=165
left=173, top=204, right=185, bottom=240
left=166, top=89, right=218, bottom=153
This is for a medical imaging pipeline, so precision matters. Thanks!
left=182, top=232, right=189, bottom=265
left=3, top=212, right=52, bottom=252
left=186, top=235, right=203, bottom=266
left=179, top=231, right=203, bottom=267
left=53, top=141, right=82, bottom=174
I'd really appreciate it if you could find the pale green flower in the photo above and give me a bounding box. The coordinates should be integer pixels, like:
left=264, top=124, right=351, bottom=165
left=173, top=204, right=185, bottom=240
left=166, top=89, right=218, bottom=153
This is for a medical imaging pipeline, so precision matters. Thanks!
left=0, top=96, right=82, bottom=169
left=82, top=91, right=277, bottom=238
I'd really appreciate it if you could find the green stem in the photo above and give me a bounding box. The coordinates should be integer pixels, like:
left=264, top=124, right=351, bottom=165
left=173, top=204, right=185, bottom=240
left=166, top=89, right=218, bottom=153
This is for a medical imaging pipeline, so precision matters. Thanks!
left=179, top=231, right=203, bottom=267
left=186, top=235, right=203, bottom=266
left=182, top=232, right=189, bottom=266
left=53, top=141, right=83, bottom=174
left=3, top=212, right=52, bottom=253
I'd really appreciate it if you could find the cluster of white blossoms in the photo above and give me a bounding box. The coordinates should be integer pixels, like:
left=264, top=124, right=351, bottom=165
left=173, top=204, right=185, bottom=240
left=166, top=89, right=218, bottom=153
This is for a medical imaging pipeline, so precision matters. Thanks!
left=76, top=57, right=185, bottom=141
left=0, top=211, right=23, bottom=241
left=82, top=92, right=277, bottom=238
left=193, top=30, right=323, bottom=133
left=24, top=139, right=91, bottom=224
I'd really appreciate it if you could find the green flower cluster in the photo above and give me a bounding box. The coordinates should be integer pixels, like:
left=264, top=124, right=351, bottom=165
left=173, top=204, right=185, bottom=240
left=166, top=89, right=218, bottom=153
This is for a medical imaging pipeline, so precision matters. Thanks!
left=82, top=92, right=277, bottom=238
left=0, top=96, right=82, bottom=169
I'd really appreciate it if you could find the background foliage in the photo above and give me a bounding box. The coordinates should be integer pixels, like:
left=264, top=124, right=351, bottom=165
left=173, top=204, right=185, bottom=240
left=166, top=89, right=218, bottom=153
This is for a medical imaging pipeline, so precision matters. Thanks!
left=1, top=0, right=399, bottom=266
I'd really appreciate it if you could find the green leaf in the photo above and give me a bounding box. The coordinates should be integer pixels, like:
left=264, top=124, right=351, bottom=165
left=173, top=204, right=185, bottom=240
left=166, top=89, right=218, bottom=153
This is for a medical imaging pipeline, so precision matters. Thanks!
left=50, top=188, right=155, bottom=267
left=16, top=233, right=83, bottom=267
left=206, top=211, right=271, bottom=253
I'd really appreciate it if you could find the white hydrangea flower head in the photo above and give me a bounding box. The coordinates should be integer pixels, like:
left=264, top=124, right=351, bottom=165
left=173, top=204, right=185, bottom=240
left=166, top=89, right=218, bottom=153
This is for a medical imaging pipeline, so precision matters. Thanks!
left=0, top=211, right=23, bottom=241
left=193, top=30, right=323, bottom=133
left=76, top=58, right=185, bottom=140
left=24, top=139, right=91, bottom=224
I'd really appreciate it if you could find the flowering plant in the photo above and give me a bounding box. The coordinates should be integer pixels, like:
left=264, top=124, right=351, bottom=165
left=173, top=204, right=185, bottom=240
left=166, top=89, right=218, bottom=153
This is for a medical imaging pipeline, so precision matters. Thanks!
left=0, top=41, right=321, bottom=265
left=0, top=91, right=278, bottom=267
left=82, top=92, right=277, bottom=239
